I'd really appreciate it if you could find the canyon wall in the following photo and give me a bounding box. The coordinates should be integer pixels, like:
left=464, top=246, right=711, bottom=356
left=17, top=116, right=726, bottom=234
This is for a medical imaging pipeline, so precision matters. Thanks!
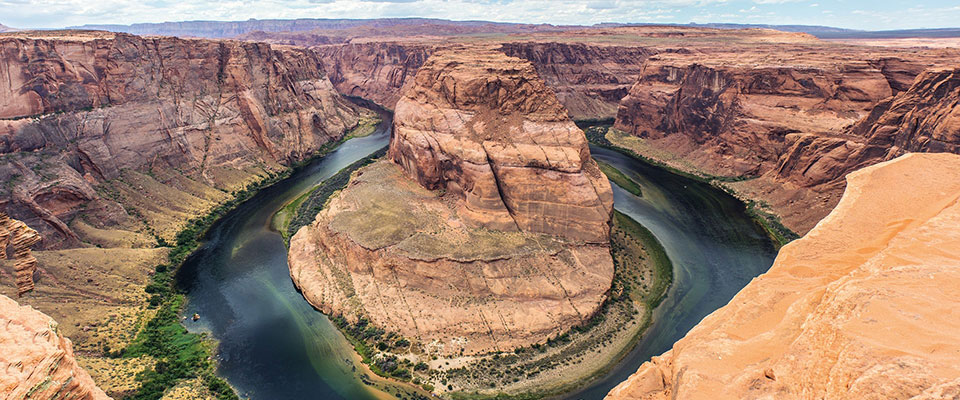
left=0, top=293, right=110, bottom=399
left=498, top=42, right=656, bottom=119
left=314, top=41, right=657, bottom=119
left=289, top=47, right=614, bottom=355
left=606, top=152, right=960, bottom=400
left=611, top=50, right=959, bottom=234
left=314, top=42, right=433, bottom=108
left=774, top=67, right=960, bottom=188
left=0, top=31, right=362, bottom=248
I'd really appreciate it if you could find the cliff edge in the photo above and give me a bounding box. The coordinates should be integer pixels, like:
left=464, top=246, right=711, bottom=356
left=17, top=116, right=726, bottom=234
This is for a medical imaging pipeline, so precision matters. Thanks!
left=0, top=294, right=110, bottom=399
left=606, top=152, right=960, bottom=400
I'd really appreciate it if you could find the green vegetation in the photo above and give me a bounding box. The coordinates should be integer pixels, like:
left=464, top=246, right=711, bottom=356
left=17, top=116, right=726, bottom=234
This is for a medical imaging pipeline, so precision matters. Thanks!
left=281, top=147, right=388, bottom=242
left=612, top=211, right=672, bottom=308
left=583, top=124, right=798, bottom=247
left=745, top=200, right=801, bottom=247
left=596, top=159, right=643, bottom=197
left=444, top=211, right=673, bottom=400
left=344, top=114, right=382, bottom=140
left=123, top=114, right=385, bottom=399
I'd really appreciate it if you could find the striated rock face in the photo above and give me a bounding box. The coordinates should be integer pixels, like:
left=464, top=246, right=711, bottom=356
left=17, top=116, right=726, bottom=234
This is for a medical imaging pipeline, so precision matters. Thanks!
left=289, top=47, right=614, bottom=355
left=611, top=52, right=959, bottom=234
left=606, top=152, right=960, bottom=400
left=389, top=47, right=614, bottom=243
left=0, top=294, right=110, bottom=399
left=613, top=57, right=916, bottom=178
left=0, top=31, right=361, bottom=248
left=775, top=67, right=960, bottom=188
left=314, top=41, right=656, bottom=120
left=314, top=42, right=433, bottom=108
left=499, top=42, right=656, bottom=119
left=0, top=213, right=40, bottom=296
left=289, top=161, right=613, bottom=355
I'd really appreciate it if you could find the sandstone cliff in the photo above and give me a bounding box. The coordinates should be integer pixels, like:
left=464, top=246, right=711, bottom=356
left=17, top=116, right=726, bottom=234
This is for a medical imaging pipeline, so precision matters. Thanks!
left=499, top=42, right=656, bottom=119
left=0, top=212, right=40, bottom=296
left=314, top=42, right=433, bottom=108
left=775, top=67, right=960, bottom=188
left=611, top=49, right=959, bottom=234
left=606, top=152, right=960, bottom=400
left=389, top=47, right=614, bottom=243
left=0, top=293, right=110, bottom=399
left=0, top=31, right=362, bottom=248
left=314, top=41, right=658, bottom=120
left=289, top=47, right=614, bottom=355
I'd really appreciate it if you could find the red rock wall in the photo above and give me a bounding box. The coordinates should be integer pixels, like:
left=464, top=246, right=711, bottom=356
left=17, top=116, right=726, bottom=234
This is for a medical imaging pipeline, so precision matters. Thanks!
left=0, top=33, right=362, bottom=248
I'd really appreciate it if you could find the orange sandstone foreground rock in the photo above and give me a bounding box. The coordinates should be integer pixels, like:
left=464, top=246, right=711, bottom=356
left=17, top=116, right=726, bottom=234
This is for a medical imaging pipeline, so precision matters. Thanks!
left=0, top=294, right=110, bottom=399
left=606, top=152, right=960, bottom=400
left=289, top=48, right=614, bottom=355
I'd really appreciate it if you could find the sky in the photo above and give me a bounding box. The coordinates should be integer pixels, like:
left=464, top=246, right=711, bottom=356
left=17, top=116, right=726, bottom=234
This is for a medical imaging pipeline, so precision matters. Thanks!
left=2, top=0, right=959, bottom=31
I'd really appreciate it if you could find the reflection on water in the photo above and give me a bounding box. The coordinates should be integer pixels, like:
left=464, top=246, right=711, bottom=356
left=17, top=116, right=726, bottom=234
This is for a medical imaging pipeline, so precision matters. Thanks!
left=176, top=116, right=395, bottom=400
left=174, top=114, right=776, bottom=399
left=567, top=146, right=777, bottom=399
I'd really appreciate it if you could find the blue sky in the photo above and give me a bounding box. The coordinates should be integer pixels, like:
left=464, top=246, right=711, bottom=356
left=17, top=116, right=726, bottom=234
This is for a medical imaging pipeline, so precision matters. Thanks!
left=2, top=0, right=959, bottom=30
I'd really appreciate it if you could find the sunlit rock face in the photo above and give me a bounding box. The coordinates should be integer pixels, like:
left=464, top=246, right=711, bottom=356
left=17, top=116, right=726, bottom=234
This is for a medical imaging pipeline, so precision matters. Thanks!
left=389, top=47, right=614, bottom=244
left=0, top=294, right=111, bottom=399
left=289, top=47, right=614, bottom=355
left=0, top=31, right=361, bottom=248
left=607, top=152, right=960, bottom=400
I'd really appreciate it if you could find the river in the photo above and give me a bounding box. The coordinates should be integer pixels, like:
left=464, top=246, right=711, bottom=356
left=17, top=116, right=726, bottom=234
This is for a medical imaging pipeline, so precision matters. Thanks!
left=175, top=117, right=777, bottom=399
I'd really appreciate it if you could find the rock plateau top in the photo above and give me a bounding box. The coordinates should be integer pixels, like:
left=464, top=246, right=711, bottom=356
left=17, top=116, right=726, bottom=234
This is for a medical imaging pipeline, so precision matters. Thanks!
left=289, top=47, right=615, bottom=355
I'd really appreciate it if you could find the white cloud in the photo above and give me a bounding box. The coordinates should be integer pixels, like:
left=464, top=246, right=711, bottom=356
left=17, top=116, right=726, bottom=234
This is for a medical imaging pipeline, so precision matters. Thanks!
left=2, top=0, right=959, bottom=30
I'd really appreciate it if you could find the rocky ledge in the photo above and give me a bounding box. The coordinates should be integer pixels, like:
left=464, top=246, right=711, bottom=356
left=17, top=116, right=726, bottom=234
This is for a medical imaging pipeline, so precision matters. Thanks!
left=0, top=293, right=110, bottom=399
left=289, top=47, right=614, bottom=355
left=607, top=152, right=960, bottom=399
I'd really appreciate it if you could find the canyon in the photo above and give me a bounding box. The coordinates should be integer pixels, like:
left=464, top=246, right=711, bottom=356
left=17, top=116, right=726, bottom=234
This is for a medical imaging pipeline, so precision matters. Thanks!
left=606, top=152, right=960, bottom=400
left=0, top=29, right=366, bottom=398
left=0, top=19, right=958, bottom=400
left=300, top=26, right=960, bottom=235
left=0, top=30, right=363, bottom=249
left=288, top=47, right=615, bottom=355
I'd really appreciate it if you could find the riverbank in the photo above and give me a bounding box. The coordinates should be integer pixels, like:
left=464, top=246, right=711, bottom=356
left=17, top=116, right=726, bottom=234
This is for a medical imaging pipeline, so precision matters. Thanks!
left=283, top=152, right=674, bottom=398
left=118, top=111, right=383, bottom=399
left=582, top=124, right=799, bottom=247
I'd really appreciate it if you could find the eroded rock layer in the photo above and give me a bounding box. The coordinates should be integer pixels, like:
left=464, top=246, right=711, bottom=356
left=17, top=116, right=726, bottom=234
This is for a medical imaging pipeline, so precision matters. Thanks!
left=0, top=31, right=362, bottom=248
left=389, top=47, right=614, bottom=243
left=612, top=50, right=960, bottom=234
left=606, top=152, right=960, bottom=400
left=289, top=47, right=614, bottom=355
left=290, top=161, right=613, bottom=355
left=0, top=213, right=40, bottom=296
left=774, top=67, right=960, bottom=188
left=0, top=294, right=110, bottom=399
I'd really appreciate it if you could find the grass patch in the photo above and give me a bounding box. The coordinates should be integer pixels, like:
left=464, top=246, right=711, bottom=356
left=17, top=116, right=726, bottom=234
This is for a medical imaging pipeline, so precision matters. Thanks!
left=584, top=124, right=798, bottom=247
left=122, top=114, right=383, bottom=399
left=281, top=147, right=388, bottom=242
left=612, top=211, right=672, bottom=309
left=596, top=160, right=643, bottom=197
